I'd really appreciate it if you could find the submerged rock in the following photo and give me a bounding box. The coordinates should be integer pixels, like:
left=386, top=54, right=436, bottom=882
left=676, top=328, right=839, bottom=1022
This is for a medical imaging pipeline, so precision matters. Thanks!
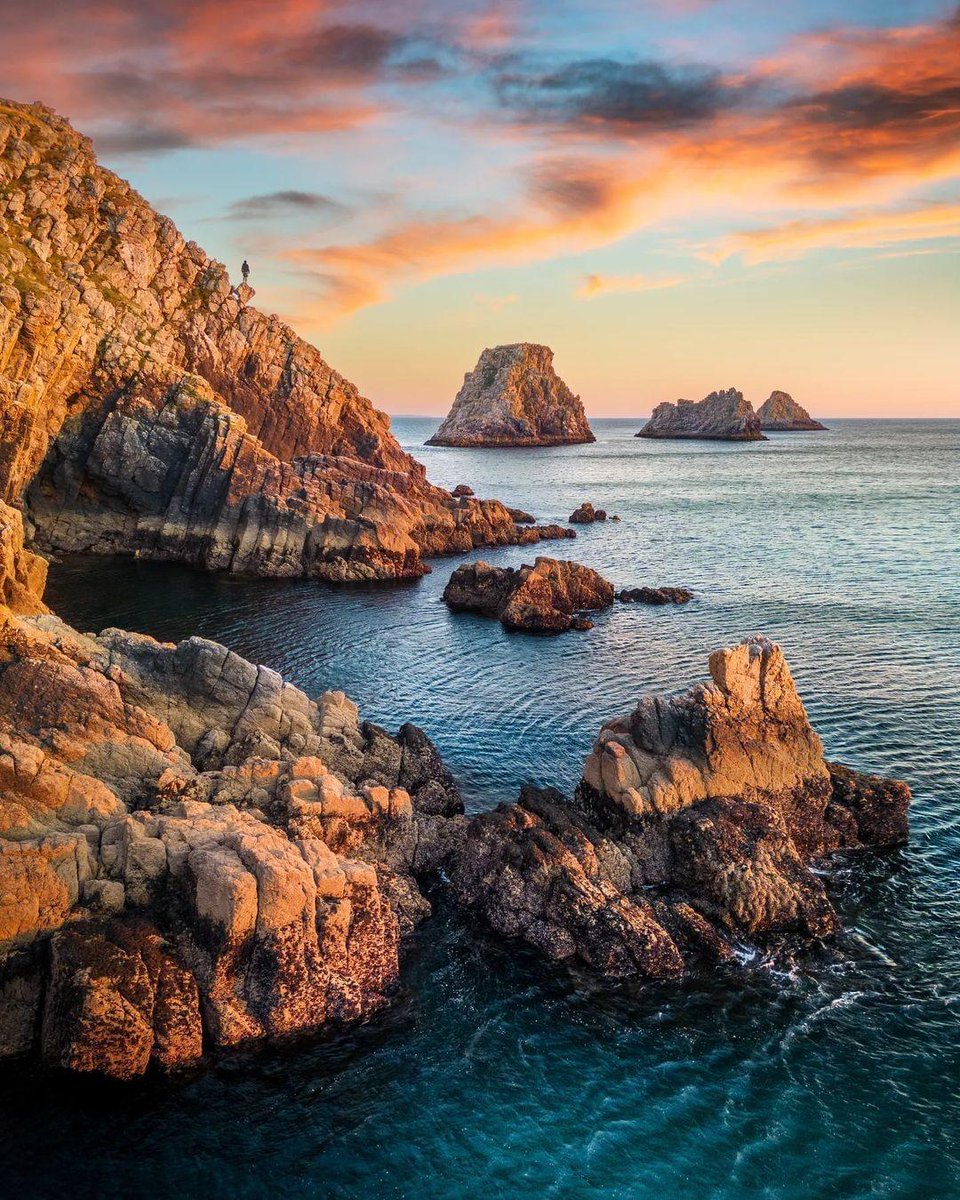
left=442, top=556, right=615, bottom=633
left=427, top=344, right=595, bottom=447
left=451, top=636, right=909, bottom=979
left=637, top=389, right=765, bottom=441
left=618, top=586, right=693, bottom=605
left=757, top=391, right=827, bottom=431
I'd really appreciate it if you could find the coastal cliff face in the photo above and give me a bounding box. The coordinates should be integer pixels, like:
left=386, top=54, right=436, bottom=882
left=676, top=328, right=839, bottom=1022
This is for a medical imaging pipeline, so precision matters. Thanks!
left=637, top=388, right=765, bottom=441
left=451, top=637, right=909, bottom=976
left=427, top=344, right=595, bottom=447
left=758, top=391, right=827, bottom=431
left=0, top=99, right=566, bottom=582
left=0, top=515, right=466, bottom=1077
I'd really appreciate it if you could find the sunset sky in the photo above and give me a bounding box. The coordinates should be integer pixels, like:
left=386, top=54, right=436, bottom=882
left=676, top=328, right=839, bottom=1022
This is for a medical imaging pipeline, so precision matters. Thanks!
left=2, top=0, right=958, bottom=416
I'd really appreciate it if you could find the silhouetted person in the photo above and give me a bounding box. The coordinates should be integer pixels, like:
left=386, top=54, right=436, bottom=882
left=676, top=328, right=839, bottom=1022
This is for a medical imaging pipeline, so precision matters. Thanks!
left=241, top=259, right=250, bottom=284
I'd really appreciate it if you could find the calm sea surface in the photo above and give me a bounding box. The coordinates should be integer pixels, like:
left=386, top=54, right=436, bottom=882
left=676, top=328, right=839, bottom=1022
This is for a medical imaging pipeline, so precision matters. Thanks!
left=4, top=418, right=959, bottom=1199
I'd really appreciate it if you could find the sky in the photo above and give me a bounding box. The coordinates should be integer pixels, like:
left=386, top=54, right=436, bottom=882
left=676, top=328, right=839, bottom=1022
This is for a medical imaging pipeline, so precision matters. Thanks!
left=1, top=0, right=958, bottom=417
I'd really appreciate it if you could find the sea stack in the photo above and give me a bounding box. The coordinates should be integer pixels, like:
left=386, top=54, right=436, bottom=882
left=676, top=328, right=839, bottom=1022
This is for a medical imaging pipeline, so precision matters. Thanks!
left=637, top=388, right=765, bottom=441
left=427, top=344, right=595, bottom=447
left=757, top=391, right=827, bottom=431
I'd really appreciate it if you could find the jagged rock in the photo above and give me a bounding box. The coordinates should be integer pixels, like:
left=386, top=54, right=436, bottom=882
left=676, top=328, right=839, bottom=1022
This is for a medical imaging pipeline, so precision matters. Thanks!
left=617, top=587, right=693, bottom=605
left=452, top=484, right=474, bottom=497
left=637, top=389, right=766, bottom=441
left=569, top=502, right=607, bottom=523
left=0, top=565, right=466, bottom=1078
left=451, top=637, right=909, bottom=979
left=442, top=557, right=615, bottom=634
left=758, top=391, right=827, bottom=431
left=427, top=344, right=594, bottom=447
left=0, top=99, right=568, bottom=583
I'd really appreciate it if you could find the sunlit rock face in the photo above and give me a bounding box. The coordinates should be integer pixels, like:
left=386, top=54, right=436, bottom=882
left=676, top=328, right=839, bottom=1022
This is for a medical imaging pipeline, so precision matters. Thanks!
left=451, top=637, right=910, bottom=977
left=0, top=528, right=467, bottom=1076
left=442, top=556, right=615, bottom=633
left=427, top=344, right=595, bottom=447
left=757, top=391, right=827, bottom=431
left=637, top=388, right=765, bottom=441
left=0, top=99, right=569, bottom=582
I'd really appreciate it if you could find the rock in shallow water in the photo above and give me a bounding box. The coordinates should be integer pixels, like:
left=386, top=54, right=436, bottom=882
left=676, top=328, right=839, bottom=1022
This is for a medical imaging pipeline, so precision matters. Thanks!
left=451, top=636, right=909, bottom=978
left=618, top=586, right=693, bottom=605
left=442, top=556, right=615, bottom=633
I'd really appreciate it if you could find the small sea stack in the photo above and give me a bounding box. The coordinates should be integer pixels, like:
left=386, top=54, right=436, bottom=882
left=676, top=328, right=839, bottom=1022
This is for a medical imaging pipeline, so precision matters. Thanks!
left=637, top=388, right=765, bottom=441
left=757, top=391, right=827, bottom=431
left=442, top=556, right=614, bottom=633
left=427, top=344, right=595, bottom=447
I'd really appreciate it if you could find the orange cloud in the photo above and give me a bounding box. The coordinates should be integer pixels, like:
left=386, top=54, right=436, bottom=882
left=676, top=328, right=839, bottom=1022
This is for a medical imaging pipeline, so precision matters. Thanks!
left=704, top=203, right=960, bottom=265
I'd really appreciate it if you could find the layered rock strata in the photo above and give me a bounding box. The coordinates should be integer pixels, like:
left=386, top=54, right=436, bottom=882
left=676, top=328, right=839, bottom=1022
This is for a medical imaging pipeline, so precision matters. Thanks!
left=450, top=636, right=909, bottom=979
left=427, top=344, right=594, bottom=447
left=637, top=389, right=765, bottom=441
left=758, top=391, right=827, bottom=431
left=442, top=557, right=615, bottom=633
left=0, top=99, right=566, bottom=583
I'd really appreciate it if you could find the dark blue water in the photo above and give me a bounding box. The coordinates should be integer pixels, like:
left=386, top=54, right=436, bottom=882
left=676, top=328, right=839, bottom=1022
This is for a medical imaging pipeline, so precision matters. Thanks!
left=5, top=418, right=959, bottom=1199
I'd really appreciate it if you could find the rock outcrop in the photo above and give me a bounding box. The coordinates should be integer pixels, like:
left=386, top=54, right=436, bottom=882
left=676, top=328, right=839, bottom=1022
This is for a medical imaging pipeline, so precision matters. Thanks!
left=427, top=344, right=594, bottom=447
left=0, top=530, right=466, bottom=1076
left=758, top=391, right=827, bottom=431
left=618, top=587, right=693, bottom=605
left=0, top=99, right=568, bottom=583
left=637, top=389, right=765, bottom=441
left=569, top=502, right=606, bottom=524
left=442, top=557, right=615, bottom=633
left=451, top=637, right=909, bottom=979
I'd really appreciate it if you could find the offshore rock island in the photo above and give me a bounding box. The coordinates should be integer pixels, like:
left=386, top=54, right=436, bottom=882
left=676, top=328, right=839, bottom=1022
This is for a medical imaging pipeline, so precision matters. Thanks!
left=637, top=388, right=766, bottom=441
left=0, top=101, right=568, bottom=584
left=758, top=390, right=828, bottom=431
left=427, top=343, right=595, bottom=447
left=0, top=99, right=913, bottom=1085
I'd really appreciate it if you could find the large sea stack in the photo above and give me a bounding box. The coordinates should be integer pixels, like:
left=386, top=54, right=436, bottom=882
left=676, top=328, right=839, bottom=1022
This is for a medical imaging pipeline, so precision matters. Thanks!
left=758, top=391, right=827, bottom=431
left=637, top=388, right=765, bottom=441
left=427, top=343, right=594, bottom=447
left=0, top=100, right=568, bottom=583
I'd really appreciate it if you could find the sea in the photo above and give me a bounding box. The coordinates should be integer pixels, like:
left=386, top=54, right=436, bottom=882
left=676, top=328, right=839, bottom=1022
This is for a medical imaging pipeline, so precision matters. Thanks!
left=2, top=417, right=958, bottom=1199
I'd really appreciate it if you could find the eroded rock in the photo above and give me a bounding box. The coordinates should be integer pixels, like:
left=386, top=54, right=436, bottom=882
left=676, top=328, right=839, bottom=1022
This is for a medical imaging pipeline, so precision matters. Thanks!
left=757, top=391, right=827, bottom=431
left=637, top=389, right=765, bottom=441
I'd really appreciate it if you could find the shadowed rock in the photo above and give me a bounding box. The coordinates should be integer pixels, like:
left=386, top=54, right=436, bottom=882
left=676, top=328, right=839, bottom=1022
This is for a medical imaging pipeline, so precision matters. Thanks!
left=637, top=388, right=765, bottom=441
left=618, top=586, right=693, bottom=605
left=427, top=344, right=595, bottom=447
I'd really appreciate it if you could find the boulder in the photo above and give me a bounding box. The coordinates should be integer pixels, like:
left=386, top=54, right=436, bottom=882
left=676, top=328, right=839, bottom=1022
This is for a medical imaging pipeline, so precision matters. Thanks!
left=637, top=388, right=765, bottom=441
left=757, top=391, right=827, bottom=431
left=442, top=557, right=615, bottom=634
left=427, top=344, right=595, bottom=447
left=569, top=502, right=608, bottom=523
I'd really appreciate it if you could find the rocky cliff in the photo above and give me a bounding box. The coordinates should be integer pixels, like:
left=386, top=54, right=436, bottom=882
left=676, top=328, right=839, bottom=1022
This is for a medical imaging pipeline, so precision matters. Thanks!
left=0, top=99, right=567, bottom=582
left=637, top=388, right=765, bottom=441
left=758, top=391, right=827, bottom=431
left=427, top=344, right=594, bottom=447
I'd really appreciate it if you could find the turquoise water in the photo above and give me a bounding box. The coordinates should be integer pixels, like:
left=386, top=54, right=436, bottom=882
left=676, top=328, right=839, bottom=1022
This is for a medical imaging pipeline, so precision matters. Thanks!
left=4, top=418, right=960, bottom=1199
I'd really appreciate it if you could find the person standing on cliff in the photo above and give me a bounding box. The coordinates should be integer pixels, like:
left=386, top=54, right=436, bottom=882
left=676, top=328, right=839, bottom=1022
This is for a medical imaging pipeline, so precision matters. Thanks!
left=241, top=259, right=250, bottom=284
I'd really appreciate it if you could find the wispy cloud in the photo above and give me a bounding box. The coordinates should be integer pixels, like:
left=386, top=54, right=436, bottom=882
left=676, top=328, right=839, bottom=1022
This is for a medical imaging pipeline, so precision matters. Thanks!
left=225, top=190, right=349, bottom=221
left=577, top=271, right=690, bottom=297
